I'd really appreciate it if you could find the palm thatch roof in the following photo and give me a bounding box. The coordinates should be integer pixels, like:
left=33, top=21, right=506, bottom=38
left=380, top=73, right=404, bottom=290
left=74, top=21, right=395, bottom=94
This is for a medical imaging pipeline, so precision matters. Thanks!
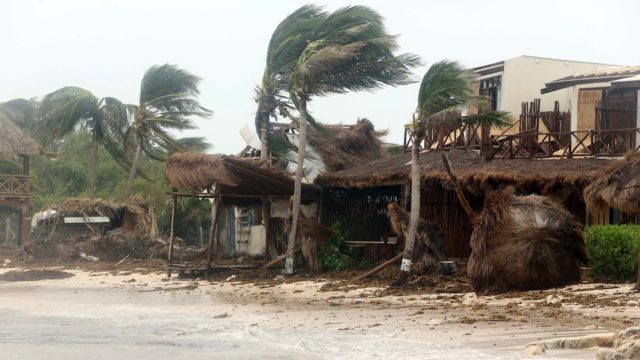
left=317, top=151, right=614, bottom=196
left=307, top=119, right=388, bottom=172
left=271, top=118, right=387, bottom=173
left=164, top=152, right=319, bottom=202
left=0, top=116, right=42, bottom=158
left=584, top=153, right=640, bottom=214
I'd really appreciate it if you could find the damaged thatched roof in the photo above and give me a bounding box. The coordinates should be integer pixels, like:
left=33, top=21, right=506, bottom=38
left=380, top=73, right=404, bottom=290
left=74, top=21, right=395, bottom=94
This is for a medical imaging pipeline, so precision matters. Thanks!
left=271, top=118, right=387, bottom=173
left=164, top=152, right=319, bottom=201
left=0, top=116, right=42, bottom=158
left=584, top=153, right=640, bottom=214
left=40, top=197, right=156, bottom=233
left=317, top=151, right=614, bottom=196
left=307, top=119, right=388, bottom=172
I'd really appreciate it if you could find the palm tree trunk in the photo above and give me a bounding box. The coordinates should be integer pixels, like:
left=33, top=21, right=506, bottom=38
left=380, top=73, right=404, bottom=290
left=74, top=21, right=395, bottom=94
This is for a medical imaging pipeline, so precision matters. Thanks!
left=397, top=135, right=421, bottom=283
left=284, top=95, right=307, bottom=275
left=88, top=140, right=98, bottom=196
left=259, top=113, right=269, bottom=162
left=124, top=142, right=142, bottom=200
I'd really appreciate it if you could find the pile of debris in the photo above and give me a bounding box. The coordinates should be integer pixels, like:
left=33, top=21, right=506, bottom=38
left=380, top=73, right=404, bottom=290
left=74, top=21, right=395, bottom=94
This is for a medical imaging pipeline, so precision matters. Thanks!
left=18, top=229, right=204, bottom=263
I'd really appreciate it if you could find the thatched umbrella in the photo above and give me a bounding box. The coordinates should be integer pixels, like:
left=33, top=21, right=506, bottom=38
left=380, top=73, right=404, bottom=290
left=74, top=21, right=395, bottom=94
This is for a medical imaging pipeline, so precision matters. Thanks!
left=441, top=154, right=587, bottom=294
left=584, top=153, right=640, bottom=215
left=0, top=117, right=42, bottom=159
left=468, top=189, right=587, bottom=293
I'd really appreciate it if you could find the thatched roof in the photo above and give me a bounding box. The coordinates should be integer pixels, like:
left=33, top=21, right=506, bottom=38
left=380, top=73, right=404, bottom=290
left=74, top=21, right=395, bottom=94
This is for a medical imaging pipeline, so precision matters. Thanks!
left=317, top=151, right=614, bottom=196
left=0, top=116, right=42, bottom=158
left=164, top=152, right=319, bottom=202
left=584, top=153, right=640, bottom=214
left=271, top=118, right=387, bottom=173
left=307, top=119, right=388, bottom=172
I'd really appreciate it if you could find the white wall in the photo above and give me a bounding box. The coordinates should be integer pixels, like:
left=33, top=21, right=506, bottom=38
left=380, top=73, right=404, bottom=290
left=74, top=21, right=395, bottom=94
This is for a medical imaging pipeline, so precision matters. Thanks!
left=500, top=56, right=613, bottom=116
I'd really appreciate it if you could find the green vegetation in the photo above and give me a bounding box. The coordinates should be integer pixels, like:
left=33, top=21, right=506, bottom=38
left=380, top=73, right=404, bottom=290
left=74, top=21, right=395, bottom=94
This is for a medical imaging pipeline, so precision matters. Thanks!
left=26, top=130, right=208, bottom=246
left=318, top=221, right=353, bottom=271
left=585, top=225, right=640, bottom=281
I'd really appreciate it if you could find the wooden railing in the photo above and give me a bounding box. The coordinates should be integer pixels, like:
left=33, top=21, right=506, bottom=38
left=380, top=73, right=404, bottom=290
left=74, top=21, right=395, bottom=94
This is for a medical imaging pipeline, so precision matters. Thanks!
left=404, top=122, right=483, bottom=152
left=0, top=174, right=30, bottom=197
left=489, top=127, right=640, bottom=159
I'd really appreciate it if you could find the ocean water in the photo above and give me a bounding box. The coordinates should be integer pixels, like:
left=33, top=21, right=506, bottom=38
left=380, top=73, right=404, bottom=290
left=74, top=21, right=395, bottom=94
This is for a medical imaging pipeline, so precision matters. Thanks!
left=0, top=285, right=573, bottom=360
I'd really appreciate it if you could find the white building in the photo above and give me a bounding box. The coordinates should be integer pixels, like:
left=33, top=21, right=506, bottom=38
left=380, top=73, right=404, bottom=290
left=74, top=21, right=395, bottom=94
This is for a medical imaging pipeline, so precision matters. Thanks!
left=472, top=55, right=616, bottom=116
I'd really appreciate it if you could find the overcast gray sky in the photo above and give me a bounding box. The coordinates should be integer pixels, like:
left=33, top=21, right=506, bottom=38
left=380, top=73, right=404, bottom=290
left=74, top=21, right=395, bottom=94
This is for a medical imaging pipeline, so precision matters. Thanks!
left=2, top=0, right=639, bottom=154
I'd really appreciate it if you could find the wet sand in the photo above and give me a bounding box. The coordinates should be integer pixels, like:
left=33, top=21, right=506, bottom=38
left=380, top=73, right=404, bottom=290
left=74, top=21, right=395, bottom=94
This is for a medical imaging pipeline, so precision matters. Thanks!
left=1, top=267, right=638, bottom=359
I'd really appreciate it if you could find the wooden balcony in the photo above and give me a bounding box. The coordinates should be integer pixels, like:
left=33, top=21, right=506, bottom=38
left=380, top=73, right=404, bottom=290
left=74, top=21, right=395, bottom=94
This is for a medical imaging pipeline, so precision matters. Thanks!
left=488, top=128, right=640, bottom=160
left=0, top=174, right=30, bottom=198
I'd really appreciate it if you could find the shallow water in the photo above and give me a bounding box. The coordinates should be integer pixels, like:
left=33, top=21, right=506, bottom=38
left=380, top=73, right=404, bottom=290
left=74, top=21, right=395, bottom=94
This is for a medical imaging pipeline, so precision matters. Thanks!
left=0, top=285, right=575, bottom=360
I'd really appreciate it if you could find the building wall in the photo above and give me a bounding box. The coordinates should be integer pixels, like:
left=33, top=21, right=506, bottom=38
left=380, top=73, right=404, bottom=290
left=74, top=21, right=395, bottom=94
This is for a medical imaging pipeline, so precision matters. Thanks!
left=501, top=56, right=613, bottom=116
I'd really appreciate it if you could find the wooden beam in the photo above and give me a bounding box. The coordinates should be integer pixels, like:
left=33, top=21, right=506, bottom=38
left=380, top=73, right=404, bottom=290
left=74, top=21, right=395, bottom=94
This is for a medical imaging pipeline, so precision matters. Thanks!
left=261, top=196, right=271, bottom=260
left=19, top=199, right=29, bottom=246
left=206, top=188, right=221, bottom=273
left=167, top=188, right=178, bottom=277
left=442, top=154, right=477, bottom=220
left=355, top=254, right=403, bottom=281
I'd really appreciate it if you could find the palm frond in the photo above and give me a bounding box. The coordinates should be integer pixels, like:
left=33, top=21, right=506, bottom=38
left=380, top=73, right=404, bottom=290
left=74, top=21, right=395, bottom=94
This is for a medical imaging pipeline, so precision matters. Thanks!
left=417, top=60, right=475, bottom=119
left=290, top=5, right=420, bottom=98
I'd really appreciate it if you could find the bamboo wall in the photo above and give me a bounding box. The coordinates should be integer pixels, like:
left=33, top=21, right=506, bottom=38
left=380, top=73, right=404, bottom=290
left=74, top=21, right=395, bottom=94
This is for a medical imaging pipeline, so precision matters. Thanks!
left=322, top=186, right=401, bottom=242
left=420, top=184, right=473, bottom=258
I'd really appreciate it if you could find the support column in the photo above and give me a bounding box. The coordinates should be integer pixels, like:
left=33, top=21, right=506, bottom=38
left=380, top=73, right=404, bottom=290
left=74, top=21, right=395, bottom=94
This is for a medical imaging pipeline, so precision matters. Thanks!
left=206, top=187, right=221, bottom=274
left=166, top=187, right=177, bottom=277
left=261, top=196, right=271, bottom=260
left=636, top=89, right=640, bottom=149
left=19, top=155, right=31, bottom=246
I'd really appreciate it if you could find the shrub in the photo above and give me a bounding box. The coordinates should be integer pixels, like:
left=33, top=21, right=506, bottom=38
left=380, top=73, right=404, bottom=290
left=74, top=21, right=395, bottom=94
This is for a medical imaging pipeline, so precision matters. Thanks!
left=318, top=221, right=354, bottom=271
left=585, top=225, right=640, bottom=281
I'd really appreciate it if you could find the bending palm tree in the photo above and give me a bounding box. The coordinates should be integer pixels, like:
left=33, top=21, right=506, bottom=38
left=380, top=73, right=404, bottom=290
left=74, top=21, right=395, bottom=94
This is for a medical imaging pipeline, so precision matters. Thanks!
left=255, top=5, right=327, bottom=161
left=283, top=5, right=421, bottom=275
left=397, top=60, right=511, bottom=283
left=123, top=64, right=212, bottom=199
left=38, top=87, right=131, bottom=195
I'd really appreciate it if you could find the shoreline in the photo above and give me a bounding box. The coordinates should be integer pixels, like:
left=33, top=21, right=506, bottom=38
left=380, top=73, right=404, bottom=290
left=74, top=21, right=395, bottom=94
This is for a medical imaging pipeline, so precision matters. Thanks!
left=1, top=266, right=639, bottom=359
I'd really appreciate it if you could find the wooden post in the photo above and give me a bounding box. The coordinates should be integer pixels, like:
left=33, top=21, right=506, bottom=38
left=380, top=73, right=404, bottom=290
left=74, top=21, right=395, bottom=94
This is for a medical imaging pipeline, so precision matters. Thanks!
left=355, top=254, right=402, bottom=281
left=167, top=187, right=178, bottom=277
left=206, top=187, right=221, bottom=273
left=442, top=154, right=477, bottom=220
left=261, top=196, right=271, bottom=260
left=19, top=155, right=30, bottom=246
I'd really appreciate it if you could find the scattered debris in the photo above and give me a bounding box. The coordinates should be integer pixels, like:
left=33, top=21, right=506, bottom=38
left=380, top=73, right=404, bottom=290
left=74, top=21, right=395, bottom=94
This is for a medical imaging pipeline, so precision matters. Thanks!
left=0, top=269, right=74, bottom=282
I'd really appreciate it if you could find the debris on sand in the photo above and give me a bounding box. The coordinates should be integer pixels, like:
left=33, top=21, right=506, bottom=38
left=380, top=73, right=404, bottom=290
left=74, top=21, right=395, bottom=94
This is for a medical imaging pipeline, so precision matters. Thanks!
left=0, top=269, right=74, bottom=282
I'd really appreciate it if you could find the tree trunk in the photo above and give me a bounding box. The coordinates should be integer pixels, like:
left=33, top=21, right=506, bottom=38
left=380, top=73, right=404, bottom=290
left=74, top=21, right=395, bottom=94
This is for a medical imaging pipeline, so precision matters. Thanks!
left=284, top=95, right=308, bottom=275
left=88, top=140, right=98, bottom=196
left=124, top=142, right=142, bottom=200
left=397, top=134, right=421, bottom=284
left=259, top=113, right=269, bottom=162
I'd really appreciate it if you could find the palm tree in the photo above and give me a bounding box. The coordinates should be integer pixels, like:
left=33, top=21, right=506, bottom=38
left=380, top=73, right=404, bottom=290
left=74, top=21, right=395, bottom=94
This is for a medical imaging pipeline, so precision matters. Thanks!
left=283, top=6, right=421, bottom=275
left=396, top=60, right=511, bottom=283
left=123, top=64, right=212, bottom=199
left=255, top=5, right=327, bottom=162
left=37, top=87, right=131, bottom=195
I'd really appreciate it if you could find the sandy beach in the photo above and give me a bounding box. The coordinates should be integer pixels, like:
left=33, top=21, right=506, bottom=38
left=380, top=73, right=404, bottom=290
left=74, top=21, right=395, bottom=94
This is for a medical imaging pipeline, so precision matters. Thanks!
left=1, top=266, right=638, bottom=360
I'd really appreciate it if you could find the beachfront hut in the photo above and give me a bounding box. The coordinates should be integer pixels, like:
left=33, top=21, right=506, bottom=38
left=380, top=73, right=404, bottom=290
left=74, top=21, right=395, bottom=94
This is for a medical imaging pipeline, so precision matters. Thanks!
left=316, top=151, right=614, bottom=260
left=0, top=116, right=43, bottom=246
left=164, top=152, right=320, bottom=271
